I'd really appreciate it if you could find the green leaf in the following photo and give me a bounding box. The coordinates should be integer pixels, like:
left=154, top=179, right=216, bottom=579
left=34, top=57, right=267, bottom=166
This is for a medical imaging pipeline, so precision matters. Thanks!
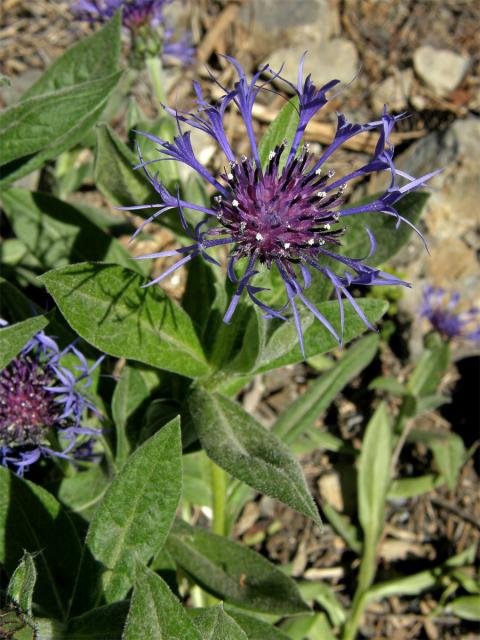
left=273, top=334, right=379, bottom=444
left=85, top=418, right=182, bottom=602
left=388, top=474, right=443, bottom=499
left=407, top=340, right=450, bottom=397
left=112, top=366, right=150, bottom=466
left=123, top=566, right=202, bottom=640
left=280, top=612, right=335, bottom=640
left=358, top=403, right=392, bottom=546
left=7, top=552, right=37, bottom=616
left=166, top=519, right=309, bottom=615
left=58, top=465, right=110, bottom=521
left=0, top=468, right=82, bottom=620
left=430, top=433, right=465, bottom=491
left=189, top=606, right=248, bottom=640
left=40, top=262, right=210, bottom=378
left=226, top=610, right=290, bottom=639
left=0, top=188, right=142, bottom=274
left=94, top=124, right=151, bottom=207
left=0, top=315, right=48, bottom=369
left=0, top=15, right=122, bottom=185
left=188, top=386, right=321, bottom=527
left=340, top=192, right=430, bottom=265
left=448, top=595, right=480, bottom=621
left=253, top=299, right=387, bottom=374
left=321, top=503, right=362, bottom=554
left=258, top=98, right=299, bottom=170
left=369, top=376, right=407, bottom=396
left=298, top=581, right=346, bottom=627
left=67, top=602, right=129, bottom=640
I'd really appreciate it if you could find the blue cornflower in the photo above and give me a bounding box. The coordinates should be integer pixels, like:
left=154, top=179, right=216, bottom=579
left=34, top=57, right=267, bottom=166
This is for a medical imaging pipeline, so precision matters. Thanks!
left=421, top=286, right=480, bottom=342
left=72, top=0, right=195, bottom=65
left=0, top=327, right=103, bottom=475
left=124, top=56, right=439, bottom=355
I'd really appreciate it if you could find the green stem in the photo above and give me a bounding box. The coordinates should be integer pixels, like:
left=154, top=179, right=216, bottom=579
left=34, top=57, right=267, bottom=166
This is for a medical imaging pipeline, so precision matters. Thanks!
left=342, top=540, right=377, bottom=640
left=146, top=56, right=166, bottom=108
left=210, top=459, right=227, bottom=537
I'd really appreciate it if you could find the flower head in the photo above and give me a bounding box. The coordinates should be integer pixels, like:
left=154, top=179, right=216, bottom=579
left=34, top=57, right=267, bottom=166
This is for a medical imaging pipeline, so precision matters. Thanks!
left=72, top=0, right=195, bottom=66
left=421, top=286, right=480, bottom=342
left=0, top=327, right=103, bottom=475
left=124, top=56, right=439, bottom=355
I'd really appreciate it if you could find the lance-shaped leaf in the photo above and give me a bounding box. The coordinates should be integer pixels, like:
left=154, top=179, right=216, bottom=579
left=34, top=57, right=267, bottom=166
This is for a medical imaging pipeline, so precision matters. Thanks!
left=189, top=606, right=247, bottom=640
left=0, top=14, right=122, bottom=185
left=40, top=263, right=210, bottom=378
left=227, top=610, right=290, bottom=639
left=252, top=299, right=387, bottom=374
left=67, top=602, right=129, bottom=640
left=272, top=333, right=379, bottom=444
left=258, top=98, right=300, bottom=170
left=188, top=386, right=321, bottom=527
left=85, top=418, right=182, bottom=603
left=358, top=403, right=392, bottom=547
left=0, top=315, right=48, bottom=370
left=95, top=124, right=152, bottom=207
left=0, top=469, right=82, bottom=620
left=112, top=365, right=150, bottom=466
left=340, top=192, right=429, bottom=265
left=0, top=188, right=143, bottom=275
left=123, top=565, right=202, bottom=640
left=166, top=519, right=309, bottom=615
left=7, top=552, right=37, bottom=616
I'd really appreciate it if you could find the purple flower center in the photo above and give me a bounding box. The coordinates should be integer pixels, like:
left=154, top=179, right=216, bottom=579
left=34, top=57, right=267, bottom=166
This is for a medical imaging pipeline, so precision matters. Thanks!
left=0, top=356, right=62, bottom=447
left=215, top=143, right=346, bottom=266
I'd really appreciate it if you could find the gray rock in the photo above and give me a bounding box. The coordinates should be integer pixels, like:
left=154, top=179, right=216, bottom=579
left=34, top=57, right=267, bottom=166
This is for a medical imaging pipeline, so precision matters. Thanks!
left=393, top=117, right=480, bottom=357
left=372, top=69, right=414, bottom=113
left=262, top=38, right=359, bottom=92
left=413, top=46, right=470, bottom=96
left=240, top=0, right=338, bottom=46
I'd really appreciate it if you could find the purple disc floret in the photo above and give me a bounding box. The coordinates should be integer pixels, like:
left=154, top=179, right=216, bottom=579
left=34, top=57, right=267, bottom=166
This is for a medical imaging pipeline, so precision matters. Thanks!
left=124, top=56, right=439, bottom=355
left=0, top=327, right=103, bottom=475
left=421, top=286, right=480, bottom=342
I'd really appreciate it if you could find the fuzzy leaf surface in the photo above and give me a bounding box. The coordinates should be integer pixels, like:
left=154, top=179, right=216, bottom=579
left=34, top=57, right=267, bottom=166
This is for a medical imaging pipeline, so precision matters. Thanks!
left=123, top=566, right=202, bottom=640
left=40, top=263, right=210, bottom=378
left=0, top=15, right=121, bottom=184
left=166, top=519, right=309, bottom=615
left=188, top=386, right=321, bottom=526
left=86, top=418, right=182, bottom=602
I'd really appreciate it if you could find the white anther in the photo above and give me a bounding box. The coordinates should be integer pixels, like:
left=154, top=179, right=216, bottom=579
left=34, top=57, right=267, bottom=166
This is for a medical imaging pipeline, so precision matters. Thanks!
left=268, top=150, right=276, bottom=160
left=315, top=168, right=322, bottom=175
left=339, top=184, right=347, bottom=193
left=255, top=232, right=264, bottom=242
left=319, top=239, right=325, bottom=245
left=327, top=168, right=335, bottom=178
left=284, top=242, right=291, bottom=249
left=303, top=143, right=310, bottom=152
left=307, top=238, right=315, bottom=246
left=214, top=195, right=222, bottom=203
left=240, top=154, right=248, bottom=162
left=239, top=221, right=247, bottom=232
left=317, top=191, right=327, bottom=198
left=323, top=223, right=331, bottom=230
left=333, top=213, right=340, bottom=221
left=227, top=172, right=234, bottom=180
left=232, top=199, right=239, bottom=207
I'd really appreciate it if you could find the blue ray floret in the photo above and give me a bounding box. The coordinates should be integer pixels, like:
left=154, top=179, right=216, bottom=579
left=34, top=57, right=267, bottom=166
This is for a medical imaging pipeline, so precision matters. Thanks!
left=124, top=56, right=439, bottom=355
left=72, top=0, right=195, bottom=65
left=0, top=326, right=103, bottom=475
left=421, top=286, right=480, bottom=342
